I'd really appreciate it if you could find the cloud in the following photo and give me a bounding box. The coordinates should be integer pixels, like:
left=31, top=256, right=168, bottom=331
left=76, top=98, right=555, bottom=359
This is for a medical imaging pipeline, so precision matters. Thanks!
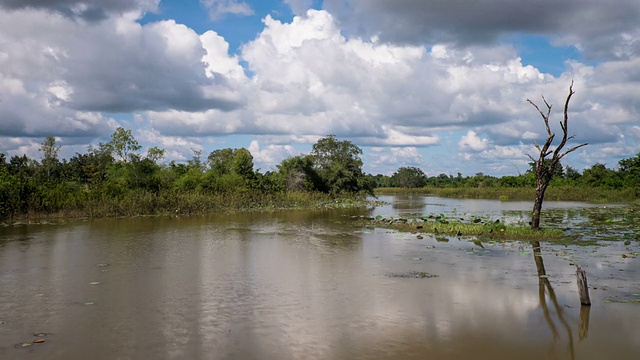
left=248, top=140, right=297, bottom=170
left=0, top=71, right=118, bottom=137
left=369, top=147, right=423, bottom=174
left=1, top=5, right=639, bottom=177
left=237, top=10, right=455, bottom=143
left=200, top=0, right=254, bottom=21
left=0, top=9, right=246, bottom=139
left=323, top=0, right=640, bottom=60
left=0, top=0, right=159, bottom=22
left=284, top=0, right=314, bottom=15
left=136, top=128, right=205, bottom=163
left=143, top=9, right=639, bottom=166
left=459, top=131, right=489, bottom=152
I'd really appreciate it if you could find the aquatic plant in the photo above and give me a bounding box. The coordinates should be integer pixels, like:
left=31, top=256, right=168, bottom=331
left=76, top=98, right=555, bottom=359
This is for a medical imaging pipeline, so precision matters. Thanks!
left=367, top=213, right=566, bottom=240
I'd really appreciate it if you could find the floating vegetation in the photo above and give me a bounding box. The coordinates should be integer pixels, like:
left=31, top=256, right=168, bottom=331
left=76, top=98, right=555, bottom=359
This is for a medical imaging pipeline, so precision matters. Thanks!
left=604, top=294, right=640, bottom=304
left=365, top=213, right=567, bottom=241
left=386, top=271, right=439, bottom=279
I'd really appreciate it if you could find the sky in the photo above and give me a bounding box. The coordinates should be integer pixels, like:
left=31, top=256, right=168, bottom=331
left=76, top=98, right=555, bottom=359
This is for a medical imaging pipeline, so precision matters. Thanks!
left=1, top=0, right=639, bottom=177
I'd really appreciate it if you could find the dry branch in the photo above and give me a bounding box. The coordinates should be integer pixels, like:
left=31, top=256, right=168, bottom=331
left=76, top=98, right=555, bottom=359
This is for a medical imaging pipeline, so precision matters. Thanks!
left=527, top=81, right=588, bottom=230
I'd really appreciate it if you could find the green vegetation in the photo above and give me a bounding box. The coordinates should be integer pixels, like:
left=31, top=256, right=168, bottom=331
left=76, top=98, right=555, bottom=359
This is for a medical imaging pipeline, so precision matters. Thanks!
left=367, top=214, right=567, bottom=241
left=3, top=127, right=640, bottom=222
left=375, top=186, right=637, bottom=203
left=0, top=130, right=372, bottom=221
left=370, top=155, right=640, bottom=203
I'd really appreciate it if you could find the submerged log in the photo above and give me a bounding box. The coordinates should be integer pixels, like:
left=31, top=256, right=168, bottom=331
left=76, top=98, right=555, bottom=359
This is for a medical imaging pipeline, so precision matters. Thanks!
left=576, top=265, right=591, bottom=306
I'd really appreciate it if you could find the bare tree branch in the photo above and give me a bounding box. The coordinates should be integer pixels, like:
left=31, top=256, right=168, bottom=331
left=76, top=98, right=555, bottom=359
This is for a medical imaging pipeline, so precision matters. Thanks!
left=528, top=81, right=586, bottom=231
left=557, top=143, right=588, bottom=162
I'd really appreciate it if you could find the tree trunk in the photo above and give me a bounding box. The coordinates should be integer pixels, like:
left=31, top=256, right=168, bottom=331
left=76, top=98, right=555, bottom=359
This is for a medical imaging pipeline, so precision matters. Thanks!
left=531, top=182, right=548, bottom=231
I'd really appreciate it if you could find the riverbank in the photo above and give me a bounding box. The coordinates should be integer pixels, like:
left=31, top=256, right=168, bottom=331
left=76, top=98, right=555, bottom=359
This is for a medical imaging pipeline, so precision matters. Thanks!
left=1, top=190, right=381, bottom=224
left=374, top=186, right=639, bottom=203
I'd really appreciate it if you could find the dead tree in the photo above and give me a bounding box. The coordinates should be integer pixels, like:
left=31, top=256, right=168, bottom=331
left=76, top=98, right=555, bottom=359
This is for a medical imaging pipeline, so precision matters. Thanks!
left=527, top=81, right=587, bottom=231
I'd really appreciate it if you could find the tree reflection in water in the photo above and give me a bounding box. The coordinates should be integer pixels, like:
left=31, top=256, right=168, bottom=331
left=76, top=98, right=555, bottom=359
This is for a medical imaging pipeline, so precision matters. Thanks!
left=531, top=241, right=590, bottom=360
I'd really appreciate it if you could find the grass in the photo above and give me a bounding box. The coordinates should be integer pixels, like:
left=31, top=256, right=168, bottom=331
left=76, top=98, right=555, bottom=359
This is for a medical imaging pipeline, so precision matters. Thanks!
left=4, top=190, right=378, bottom=223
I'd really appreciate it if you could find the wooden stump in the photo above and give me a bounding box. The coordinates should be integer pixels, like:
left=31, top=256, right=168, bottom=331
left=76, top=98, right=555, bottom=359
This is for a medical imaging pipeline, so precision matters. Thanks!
left=575, top=265, right=591, bottom=306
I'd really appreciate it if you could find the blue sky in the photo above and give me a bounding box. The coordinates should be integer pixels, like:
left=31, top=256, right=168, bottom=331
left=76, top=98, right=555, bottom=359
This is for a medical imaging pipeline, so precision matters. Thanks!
left=1, top=0, right=639, bottom=176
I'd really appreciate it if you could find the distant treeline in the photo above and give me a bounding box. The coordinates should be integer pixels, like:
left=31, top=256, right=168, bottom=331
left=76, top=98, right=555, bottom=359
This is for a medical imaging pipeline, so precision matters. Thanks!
left=2, top=127, right=640, bottom=220
left=0, top=128, right=372, bottom=220
left=367, top=156, right=640, bottom=190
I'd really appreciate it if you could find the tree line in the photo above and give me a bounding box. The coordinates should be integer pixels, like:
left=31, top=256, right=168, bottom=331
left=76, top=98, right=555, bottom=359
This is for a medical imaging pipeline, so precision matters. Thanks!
left=0, top=129, right=371, bottom=220
left=2, top=127, right=639, bottom=220
left=369, top=156, right=640, bottom=190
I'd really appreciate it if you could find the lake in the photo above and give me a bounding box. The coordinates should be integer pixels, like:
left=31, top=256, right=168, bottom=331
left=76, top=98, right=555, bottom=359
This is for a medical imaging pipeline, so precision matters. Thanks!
left=1, top=196, right=639, bottom=359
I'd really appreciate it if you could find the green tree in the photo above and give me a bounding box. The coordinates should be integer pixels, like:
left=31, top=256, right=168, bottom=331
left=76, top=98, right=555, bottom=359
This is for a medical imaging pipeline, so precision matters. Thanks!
left=147, top=146, right=165, bottom=165
left=392, top=166, right=427, bottom=188
left=311, top=135, right=371, bottom=194
left=108, top=127, right=141, bottom=163
left=580, top=163, right=620, bottom=188
left=618, top=153, right=640, bottom=187
left=564, top=165, right=581, bottom=183
left=366, top=173, right=394, bottom=188
left=66, top=143, right=114, bottom=185
left=207, top=148, right=234, bottom=175
left=201, top=148, right=255, bottom=193
left=231, top=148, right=254, bottom=179
left=277, top=155, right=321, bottom=192
left=39, top=136, right=61, bottom=182
left=206, top=148, right=254, bottom=178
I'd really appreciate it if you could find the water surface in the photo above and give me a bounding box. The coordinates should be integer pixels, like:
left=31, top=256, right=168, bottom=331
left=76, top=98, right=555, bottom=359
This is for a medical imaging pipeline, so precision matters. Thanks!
left=1, top=197, right=639, bottom=359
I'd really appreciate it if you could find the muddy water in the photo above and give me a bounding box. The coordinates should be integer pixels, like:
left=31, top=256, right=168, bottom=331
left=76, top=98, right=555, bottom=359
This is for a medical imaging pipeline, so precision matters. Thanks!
left=1, top=197, right=639, bottom=359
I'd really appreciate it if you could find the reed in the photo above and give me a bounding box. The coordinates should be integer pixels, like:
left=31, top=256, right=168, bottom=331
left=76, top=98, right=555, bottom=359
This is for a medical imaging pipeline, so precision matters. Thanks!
left=5, top=189, right=374, bottom=222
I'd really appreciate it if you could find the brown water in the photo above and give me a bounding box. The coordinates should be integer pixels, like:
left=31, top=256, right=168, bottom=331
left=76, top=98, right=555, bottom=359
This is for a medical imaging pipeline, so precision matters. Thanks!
left=1, top=197, right=639, bottom=359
